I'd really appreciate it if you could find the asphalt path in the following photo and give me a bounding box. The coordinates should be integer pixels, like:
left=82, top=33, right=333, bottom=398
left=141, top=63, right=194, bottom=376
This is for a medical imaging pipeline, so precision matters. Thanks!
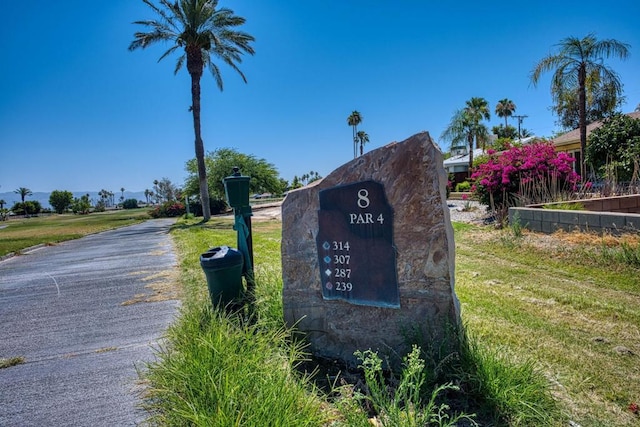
left=0, top=219, right=180, bottom=426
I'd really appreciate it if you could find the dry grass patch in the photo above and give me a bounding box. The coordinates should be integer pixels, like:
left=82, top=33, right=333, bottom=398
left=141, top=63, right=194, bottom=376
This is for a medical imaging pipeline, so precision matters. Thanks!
left=455, top=224, right=640, bottom=426
left=122, top=269, right=181, bottom=305
left=0, top=356, right=26, bottom=369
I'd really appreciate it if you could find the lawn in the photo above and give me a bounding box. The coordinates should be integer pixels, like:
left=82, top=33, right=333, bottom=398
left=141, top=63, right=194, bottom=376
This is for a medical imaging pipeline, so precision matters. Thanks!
left=0, top=209, right=150, bottom=257
left=142, top=215, right=640, bottom=426
left=454, top=223, right=640, bottom=426
left=3, top=210, right=638, bottom=425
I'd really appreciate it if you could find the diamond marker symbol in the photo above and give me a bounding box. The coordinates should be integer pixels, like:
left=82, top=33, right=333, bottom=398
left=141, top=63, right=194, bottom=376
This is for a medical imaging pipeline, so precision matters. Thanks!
left=324, top=256, right=331, bottom=264
left=325, top=269, right=332, bottom=277
left=323, top=241, right=330, bottom=250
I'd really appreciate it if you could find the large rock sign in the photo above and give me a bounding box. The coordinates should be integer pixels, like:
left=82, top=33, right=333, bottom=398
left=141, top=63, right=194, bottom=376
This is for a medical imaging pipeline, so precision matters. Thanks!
left=282, top=132, right=460, bottom=366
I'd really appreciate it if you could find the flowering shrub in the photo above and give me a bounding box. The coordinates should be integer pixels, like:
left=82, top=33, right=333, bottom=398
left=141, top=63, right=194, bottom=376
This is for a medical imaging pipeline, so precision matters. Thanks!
left=471, top=141, right=580, bottom=223
left=149, top=202, right=186, bottom=218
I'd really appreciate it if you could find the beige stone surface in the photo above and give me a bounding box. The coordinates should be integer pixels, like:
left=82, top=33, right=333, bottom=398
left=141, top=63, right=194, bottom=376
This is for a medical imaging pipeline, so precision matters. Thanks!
left=281, top=132, right=460, bottom=366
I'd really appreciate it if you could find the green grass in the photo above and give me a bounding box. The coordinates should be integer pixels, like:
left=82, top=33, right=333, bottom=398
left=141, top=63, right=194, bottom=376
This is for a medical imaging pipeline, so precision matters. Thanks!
left=0, top=209, right=151, bottom=256
left=455, top=225, right=640, bottom=426
left=142, top=217, right=331, bottom=426
left=9, top=210, right=635, bottom=425
left=140, top=217, right=570, bottom=426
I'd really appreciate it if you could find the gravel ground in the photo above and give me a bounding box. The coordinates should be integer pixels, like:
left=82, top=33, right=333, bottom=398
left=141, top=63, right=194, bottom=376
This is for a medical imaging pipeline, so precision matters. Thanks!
left=446, top=199, right=488, bottom=224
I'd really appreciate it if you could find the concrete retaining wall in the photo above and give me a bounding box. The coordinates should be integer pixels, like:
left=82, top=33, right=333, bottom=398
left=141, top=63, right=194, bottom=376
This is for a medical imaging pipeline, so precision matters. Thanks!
left=509, top=206, right=640, bottom=234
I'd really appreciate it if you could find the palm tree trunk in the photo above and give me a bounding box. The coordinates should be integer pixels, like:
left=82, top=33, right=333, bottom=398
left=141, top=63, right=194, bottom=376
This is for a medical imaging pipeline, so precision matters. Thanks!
left=187, top=48, right=211, bottom=221
left=578, top=64, right=587, bottom=181
left=352, top=126, right=357, bottom=159
left=468, top=134, right=474, bottom=177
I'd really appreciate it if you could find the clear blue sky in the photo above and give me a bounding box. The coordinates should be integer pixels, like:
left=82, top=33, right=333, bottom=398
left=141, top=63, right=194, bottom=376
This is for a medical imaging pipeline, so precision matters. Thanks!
left=1, top=0, right=639, bottom=193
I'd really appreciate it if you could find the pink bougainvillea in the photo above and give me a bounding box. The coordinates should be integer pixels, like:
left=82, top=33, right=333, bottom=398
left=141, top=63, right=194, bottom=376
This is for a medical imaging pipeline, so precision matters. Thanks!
left=471, top=141, right=580, bottom=217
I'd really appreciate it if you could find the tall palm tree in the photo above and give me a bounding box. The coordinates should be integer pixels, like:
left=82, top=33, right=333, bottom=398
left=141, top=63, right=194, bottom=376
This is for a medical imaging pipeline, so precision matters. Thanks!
left=464, top=97, right=491, bottom=152
left=495, top=98, right=516, bottom=127
left=441, top=100, right=490, bottom=176
left=130, top=0, right=255, bottom=221
left=347, top=111, right=362, bottom=159
left=0, top=199, right=6, bottom=209
left=356, top=130, right=369, bottom=156
left=14, top=187, right=32, bottom=203
left=531, top=33, right=630, bottom=179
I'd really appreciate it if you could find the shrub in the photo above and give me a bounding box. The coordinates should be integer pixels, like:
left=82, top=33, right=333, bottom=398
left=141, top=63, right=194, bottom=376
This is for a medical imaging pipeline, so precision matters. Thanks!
left=94, top=200, right=107, bottom=212
left=72, top=195, right=91, bottom=215
left=149, top=201, right=185, bottom=218
left=122, top=198, right=139, bottom=209
left=11, top=201, right=42, bottom=216
left=455, top=181, right=471, bottom=192
left=190, top=198, right=228, bottom=217
left=471, top=141, right=579, bottom=225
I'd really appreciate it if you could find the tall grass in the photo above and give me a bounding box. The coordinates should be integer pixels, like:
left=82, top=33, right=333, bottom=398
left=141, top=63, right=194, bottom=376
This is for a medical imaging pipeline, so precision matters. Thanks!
left=139, top=217, right=566, bottom=426
left=599, top=241, right=640, bottom=268
left=142, top=304, right=329, bottom=426
left=456, top=224, right=640, bottom=426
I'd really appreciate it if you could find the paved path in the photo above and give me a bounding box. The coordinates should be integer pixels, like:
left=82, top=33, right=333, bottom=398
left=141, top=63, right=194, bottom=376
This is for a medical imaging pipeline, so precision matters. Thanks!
left=0, top=219, right=179, bottom=426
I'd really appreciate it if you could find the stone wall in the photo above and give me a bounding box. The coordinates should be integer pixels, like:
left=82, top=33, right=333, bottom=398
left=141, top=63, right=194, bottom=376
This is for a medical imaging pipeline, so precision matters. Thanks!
left=509, top=207, right=640, bottom=234
left=529, top=194, right=640, bottom=214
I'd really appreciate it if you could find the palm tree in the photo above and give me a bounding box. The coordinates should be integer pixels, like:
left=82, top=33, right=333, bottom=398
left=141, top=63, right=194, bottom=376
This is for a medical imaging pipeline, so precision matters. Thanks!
left=464, top=97, right=491, bottom=153
left=0, top=199, right=5, bottom=209
left=356, top=130, right=369, bottom=156
left=441, top=99, right=491, bottom=176
left=531, top=33, right=630, bottom=179
left=15, top=187, right=32, bottom=203
left=347, top=111, right=362, bottom=159
left=130, top=0, right=255, bottom=221
left=495, top=98, right=516, bottom=127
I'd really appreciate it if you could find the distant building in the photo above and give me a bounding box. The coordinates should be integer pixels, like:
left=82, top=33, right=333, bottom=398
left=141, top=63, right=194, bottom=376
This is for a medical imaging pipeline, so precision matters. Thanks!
left=443, top=148, right=485, bottom=186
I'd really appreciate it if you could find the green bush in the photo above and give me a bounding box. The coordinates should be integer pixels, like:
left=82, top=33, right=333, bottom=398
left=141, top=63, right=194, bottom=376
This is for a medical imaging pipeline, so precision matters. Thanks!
left=11, top=201, right=42, bottom=216
left=455, top=181, right=471, bottom=192
left=94, top=200, right=107, bottom=212
left=190, top=198, right=228, bottom=216
left=122, top=198, right=139, bottom=209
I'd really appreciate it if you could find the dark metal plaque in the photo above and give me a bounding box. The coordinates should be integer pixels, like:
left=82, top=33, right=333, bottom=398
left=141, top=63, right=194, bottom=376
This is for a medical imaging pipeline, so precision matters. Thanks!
left=316, top=180, right=399, bottom=308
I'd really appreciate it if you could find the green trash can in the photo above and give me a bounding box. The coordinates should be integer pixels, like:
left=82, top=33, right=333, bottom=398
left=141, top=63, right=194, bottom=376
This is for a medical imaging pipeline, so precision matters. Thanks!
left=200, top=246, right=244, bottom=306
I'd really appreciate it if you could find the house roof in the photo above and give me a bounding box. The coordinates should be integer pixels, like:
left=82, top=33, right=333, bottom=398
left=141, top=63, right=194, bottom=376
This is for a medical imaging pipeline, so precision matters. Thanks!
left=553, top=111, right=640, bottom=146
left=443, top=148, right=485, bottom=167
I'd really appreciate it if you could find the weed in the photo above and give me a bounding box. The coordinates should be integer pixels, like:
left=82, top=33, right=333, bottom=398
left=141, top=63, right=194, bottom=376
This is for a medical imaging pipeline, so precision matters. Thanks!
left=0, top=356, right=26, bottom=369
left=499, top=210, right=525, bottom=247
left=338, top=346, right=477, bottom=426
left=542, top=202, right=585, bottom=210
left=599, top=241, right=640, bottom=268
